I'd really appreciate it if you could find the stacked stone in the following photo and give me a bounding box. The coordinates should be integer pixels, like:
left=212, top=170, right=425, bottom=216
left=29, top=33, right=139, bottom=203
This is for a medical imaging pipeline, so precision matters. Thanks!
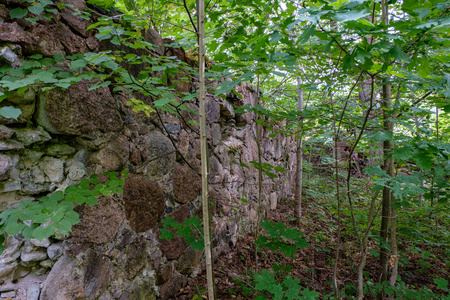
left=0, top=0, right=297, bottom=299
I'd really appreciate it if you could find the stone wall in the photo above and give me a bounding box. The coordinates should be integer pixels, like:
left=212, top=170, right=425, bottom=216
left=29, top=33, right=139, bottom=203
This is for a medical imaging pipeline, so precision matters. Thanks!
left=0, top=1, right=296, bottom=299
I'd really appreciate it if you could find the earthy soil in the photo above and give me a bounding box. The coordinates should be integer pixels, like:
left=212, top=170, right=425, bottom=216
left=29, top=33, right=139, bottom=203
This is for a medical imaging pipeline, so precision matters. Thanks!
left=171, top=194, right=449, bottom=299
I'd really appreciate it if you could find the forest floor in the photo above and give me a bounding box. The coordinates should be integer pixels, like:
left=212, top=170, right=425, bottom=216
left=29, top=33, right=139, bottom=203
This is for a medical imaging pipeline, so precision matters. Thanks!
left=173, top=175, right=449, bottom=299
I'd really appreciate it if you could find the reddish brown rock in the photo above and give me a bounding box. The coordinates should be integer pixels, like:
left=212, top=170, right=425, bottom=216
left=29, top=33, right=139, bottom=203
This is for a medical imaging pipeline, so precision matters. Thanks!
left=156, top=261, right=177, bottom=285
left=172, top=163, right=201, bottom=204
left=157, top=205, right=190, bottom=260
left=31, top=23, right=87, bottom=56
left=90, top=135, right=130, bottom=171
left=205, top=96, right=220, bottom=123
left=124, top=239, right=149, bottom=280
left=60, top=4, right=91, bottom=37
left=26, top=25, right=65, bottom=56
left=37, top=80, right=123, bottom=135
left=159, top=272, right=185, bottom=300
left=123, top=174, right=166, bottom=232
left=71, top=195, right=126, bottom=244
left=177, top=245, right=203, bottom=275
left=163, top=38, right=188, bottom=62
left=129, top=145, right=142, bottom=165
left=0, top=22, right=32, bottom=44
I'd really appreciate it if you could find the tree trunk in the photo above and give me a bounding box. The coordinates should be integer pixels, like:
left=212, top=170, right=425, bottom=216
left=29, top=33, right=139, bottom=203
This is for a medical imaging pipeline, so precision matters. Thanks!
left=379, top=2, right=394, bottom=296
left=198, top=0, right=216, bottom=298
left=295, top=76, right=304, bottom=222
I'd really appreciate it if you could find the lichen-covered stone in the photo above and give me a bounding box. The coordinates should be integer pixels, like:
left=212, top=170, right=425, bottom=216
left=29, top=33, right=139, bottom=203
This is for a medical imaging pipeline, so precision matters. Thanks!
left=15, top=127, right=51, bottom=146
left=0, top=139, right=24, bottom=151
left=0, top=125, right=15, bottom=139
left=0, top=46, right=19, bottom=66
left=172, top=163, right=201, bottom=204
left=143, top=130, right=176, bottom=176
left=39, top=157, right=65, bottom=183
left=46, top=144, right=76, bottom=156
left=0, top=154, right=13, bottom=181
left=20, top=249, right=47, bottom=262
left=40, top=250, right=112, bottom=300
left=47, top=243, right=63, bottom=260
left=26, top=282, right=40, bottom=300
left=0, top=236, right=22, bottom=264
left=123, top=174, right=166, bottom=232
left=37, top=80, right=123, bottom=135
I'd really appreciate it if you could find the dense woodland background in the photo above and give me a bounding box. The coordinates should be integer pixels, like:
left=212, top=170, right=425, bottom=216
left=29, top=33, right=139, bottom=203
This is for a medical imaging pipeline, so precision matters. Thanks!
left=0, top=0, right=449, bottom=299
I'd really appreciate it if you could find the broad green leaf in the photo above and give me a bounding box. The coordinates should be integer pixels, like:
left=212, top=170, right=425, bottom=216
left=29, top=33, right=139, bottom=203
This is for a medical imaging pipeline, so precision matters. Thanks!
left=28, top=3, right=45, bottom=15
left=32, top=224, right=55, bottom=240
left=5, top=215, right=25, bottom=235
left=412, top=151, right=434, bottom=171
left=0, top=106, right=21, bottom=120
left=334, top=10, right=369, bottom=22
left=9, top=8, right=28, bottom=18
left=70, top=59, right=88, bottom=71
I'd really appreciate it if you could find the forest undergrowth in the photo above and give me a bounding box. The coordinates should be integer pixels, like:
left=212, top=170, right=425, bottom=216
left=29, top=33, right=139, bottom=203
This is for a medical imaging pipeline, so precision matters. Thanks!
left=175, top=168, right=450, bottom=300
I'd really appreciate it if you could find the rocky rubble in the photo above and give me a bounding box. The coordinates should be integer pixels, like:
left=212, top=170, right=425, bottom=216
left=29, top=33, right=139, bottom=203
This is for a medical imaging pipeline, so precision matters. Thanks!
left=0, top=0, right=296, bottom=299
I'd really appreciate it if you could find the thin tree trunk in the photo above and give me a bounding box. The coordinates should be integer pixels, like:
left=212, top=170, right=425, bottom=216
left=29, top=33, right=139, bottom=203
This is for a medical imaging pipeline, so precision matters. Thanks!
left=198, top=0, right=215, bottom=298
left=255, top=73, right=263, bottom=271
left=379, top=2, right=394, bottom=296
left=389, top=206, right=398, bottom=291
left=330, top=92, right=341, bottom=296
left=295, top=76, right=304, bottom=222
left=435, top=106, right=439, bottom=231
left=357, top=190, right=381, bottom=299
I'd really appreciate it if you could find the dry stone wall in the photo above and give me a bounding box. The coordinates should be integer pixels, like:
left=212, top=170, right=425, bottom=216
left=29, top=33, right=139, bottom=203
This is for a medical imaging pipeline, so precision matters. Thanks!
left=0, top=1, right=296, bottom=299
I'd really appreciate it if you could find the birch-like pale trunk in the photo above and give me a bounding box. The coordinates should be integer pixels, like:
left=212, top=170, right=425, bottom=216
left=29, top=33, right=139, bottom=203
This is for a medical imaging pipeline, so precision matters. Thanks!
left=295, top=76, right=304, bottom=222
left=198, top=0, right=216, bottom=298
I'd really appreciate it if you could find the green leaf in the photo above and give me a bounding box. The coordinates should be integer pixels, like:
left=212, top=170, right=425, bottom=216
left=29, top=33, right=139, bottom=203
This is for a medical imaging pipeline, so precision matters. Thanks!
left=32, top=224, right=55, bottom=240
left=412, top=151, right=434, bottom=171
left=28, top=3, right=45, bottom=15
left=388, top=45, right=411, bottom=63
left=159, top=228, right=175, bottom=241
left=70, top=59, right=88, bottom=71
left=9, top=7, right=28, bottom=18
left=283, top=276, right=302, bottom=300
left=5, top=215, right=25, bottom=236
left=394, top=144, right=414, bottom=161
left=300, top=288, right=319, bottom=299
left=334, top=10, right=369, bottom=22
left=254, top=269, right=284, bottom=300
left=0, top=106, right=22, bottom=120
left=0, top=235, right=5, bottom=254
left=434, top=278, right=448, bottom=290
